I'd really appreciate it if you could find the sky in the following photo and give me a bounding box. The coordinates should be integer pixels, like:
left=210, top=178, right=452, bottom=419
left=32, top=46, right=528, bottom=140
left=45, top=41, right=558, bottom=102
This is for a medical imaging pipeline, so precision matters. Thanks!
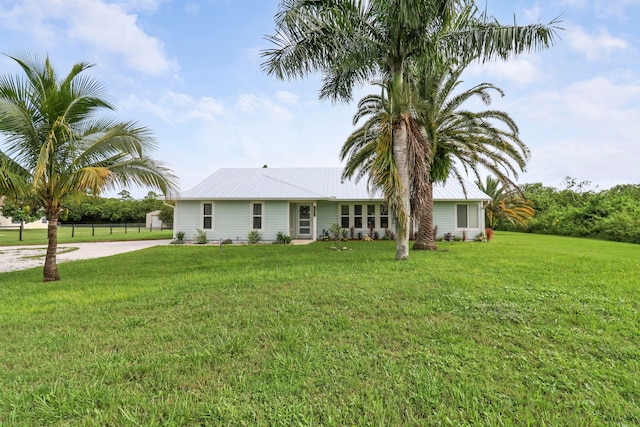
left=0, top=0, right=638, bottom=198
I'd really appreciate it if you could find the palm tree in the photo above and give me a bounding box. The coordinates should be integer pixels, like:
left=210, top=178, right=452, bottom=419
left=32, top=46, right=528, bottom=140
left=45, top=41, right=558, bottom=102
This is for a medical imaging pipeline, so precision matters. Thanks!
left=341, top=60, right=530, bottom=251
left=0, top=54, right=177, bottom=281
left=477, top=176, right=535, bottom=229
left=262, top=0, right=559, bottom=259
left=412, top=58, right=530, bottom=250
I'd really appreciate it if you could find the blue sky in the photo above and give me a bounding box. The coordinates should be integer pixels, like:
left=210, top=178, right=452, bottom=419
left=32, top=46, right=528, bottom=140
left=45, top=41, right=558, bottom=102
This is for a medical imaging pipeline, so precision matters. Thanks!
left=1, top=0, right=638, bottom=197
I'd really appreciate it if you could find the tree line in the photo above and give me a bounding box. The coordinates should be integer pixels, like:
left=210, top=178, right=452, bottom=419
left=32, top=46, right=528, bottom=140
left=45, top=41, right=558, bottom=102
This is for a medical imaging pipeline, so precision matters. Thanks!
left=60, top=191, right=173, bottom=225
left=493, top=178, right=640, bottom=244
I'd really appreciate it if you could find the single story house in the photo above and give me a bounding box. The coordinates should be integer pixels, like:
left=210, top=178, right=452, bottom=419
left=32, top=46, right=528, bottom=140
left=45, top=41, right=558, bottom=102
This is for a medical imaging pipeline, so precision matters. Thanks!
left=173, top=167, right=490, bottom=242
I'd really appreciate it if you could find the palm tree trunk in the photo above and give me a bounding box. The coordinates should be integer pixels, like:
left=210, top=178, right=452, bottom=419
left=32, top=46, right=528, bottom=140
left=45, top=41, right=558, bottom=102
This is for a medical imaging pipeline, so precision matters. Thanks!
left=43, top=212, right=60, bottom=282
left=392, top=118, right=410, bottom=260
left=413, top=180, right=438, bottom=251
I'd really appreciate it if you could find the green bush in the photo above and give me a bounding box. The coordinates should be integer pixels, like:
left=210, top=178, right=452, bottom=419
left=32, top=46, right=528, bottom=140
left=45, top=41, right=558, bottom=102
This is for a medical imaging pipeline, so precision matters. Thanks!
left=276, top=231, right=292, bottom=244
left=173, top=231, right=185, bottom=244
left=194, top=228, right=208, bottom=244
left=248, top=230, right=262, bottom=244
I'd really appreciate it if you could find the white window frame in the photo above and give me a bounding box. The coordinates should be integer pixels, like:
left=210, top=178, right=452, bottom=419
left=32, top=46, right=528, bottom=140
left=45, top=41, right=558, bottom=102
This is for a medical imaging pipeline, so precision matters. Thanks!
left=202, top=202, right=214, bottom=230
left=251, top=202, right=264, bottom=230
left=455, top=203, right=480, bottom=229
left=339, top=203, right=391, bottom=230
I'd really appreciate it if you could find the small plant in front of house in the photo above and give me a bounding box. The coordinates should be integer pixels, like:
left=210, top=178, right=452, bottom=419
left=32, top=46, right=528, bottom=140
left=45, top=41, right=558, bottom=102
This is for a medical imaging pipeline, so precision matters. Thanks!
left=173, top=231, right=186, bottom=244
left=485, top=227, right=494, bottom=241
left=350, top=226, right=355, bottom=240
left=194, top=228, right=208, bottom=244
left=357, top=231, right=363, bottom=240
left=341, top=229, right=348, bottom=241
left=248, top=230, right=262, bottom=244
left=475, top=233, right=488, bottom=242
left=276, top=231, right=292, bottom=244
left=384, top=229, right=395, bottom=240
left=462, top=229, right=467, bottom=242
left=328, top=223, right=343, bottom=242
left=222, top=238, right=233, bottom=245
left=373, top=231, right=379, bottom=240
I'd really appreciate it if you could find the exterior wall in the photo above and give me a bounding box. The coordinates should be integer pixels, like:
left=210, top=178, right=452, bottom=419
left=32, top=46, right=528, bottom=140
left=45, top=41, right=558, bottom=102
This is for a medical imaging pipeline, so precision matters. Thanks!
left=175, top=198, right=487, bottom=242
left=316, top=201, right=337, bottom=238
left=174, top=200, right=289, bottom=242
left=432, top=201, right=485, bottom=241
left=433, top=202, right=455, bottom=239
left=173, top=200, right=201, bottom=240
left=0, top=216, right=49, bottom=229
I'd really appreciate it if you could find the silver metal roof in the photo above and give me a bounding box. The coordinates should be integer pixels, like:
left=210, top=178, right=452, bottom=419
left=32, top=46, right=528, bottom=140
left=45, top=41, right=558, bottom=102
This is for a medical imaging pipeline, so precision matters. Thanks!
left=178, top=168, right=490, bottom=201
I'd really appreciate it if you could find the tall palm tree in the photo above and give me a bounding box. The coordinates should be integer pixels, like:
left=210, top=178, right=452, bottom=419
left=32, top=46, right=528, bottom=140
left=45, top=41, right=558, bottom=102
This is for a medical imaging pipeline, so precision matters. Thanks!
left=341, top=60, right=530, bottom=251
left=0, top=54, right=177, bottom=281
left=412, top=58, right=530, bottom=250
left=262, top=0, right=559, bottom=259
left=477, top=176, right=535, bottom=229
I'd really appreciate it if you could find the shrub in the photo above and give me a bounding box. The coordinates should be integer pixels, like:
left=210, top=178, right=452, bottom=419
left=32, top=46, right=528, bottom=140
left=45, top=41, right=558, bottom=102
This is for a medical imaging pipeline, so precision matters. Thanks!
left=276, top=231, right=292, bottom=244
left=194, top=228, right=208, bottom=244
left=173, top=231, right=185, bottom=244
left=485, top=228, right=494, bottom=241
left=248, top=230, right=262, bottom=244
left=222, top=238, right=233, bottom=245
left=328, top=223, right=343, bottom=242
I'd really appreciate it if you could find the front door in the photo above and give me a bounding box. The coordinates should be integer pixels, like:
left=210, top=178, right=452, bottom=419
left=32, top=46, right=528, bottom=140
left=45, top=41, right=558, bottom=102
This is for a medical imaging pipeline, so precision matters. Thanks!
left=298, top=204, right=312, bottom=238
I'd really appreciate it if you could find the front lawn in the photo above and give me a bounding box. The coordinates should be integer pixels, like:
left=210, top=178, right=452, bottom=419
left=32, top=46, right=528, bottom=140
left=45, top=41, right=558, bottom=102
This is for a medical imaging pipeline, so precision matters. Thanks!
left=0, top=232, right=638, bottom=425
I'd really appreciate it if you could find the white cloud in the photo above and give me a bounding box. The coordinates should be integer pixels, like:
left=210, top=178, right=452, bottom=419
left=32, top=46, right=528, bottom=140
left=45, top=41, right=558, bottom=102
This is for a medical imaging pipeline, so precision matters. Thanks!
left=467, top=57, right=542, bottom=86
left=511, top=76, right=640, bottom=187
left=566, top=24, right=628, bottom=60
left=0, top=0, right=176, bottom=76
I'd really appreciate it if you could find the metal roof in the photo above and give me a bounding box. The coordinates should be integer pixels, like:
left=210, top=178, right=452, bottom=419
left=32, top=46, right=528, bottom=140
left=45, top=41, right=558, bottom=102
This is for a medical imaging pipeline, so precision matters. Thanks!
left=177, top=168, right=490, bottom=201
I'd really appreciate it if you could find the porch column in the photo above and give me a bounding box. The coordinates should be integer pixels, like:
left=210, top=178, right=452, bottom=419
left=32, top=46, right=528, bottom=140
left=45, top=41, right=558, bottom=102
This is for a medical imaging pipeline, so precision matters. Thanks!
left=312, top=202, right=317, bottom=241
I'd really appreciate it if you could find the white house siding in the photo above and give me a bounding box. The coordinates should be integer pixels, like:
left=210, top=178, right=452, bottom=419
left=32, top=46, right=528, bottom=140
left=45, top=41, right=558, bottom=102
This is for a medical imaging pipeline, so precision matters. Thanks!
left=262, top=201, right=289, bottom=241
left=175, top=200, right=290, bottom=242
left=174, top=200, right=201, bottom=240
left=316, top=201, right=337, bottom=238
left=432, top=201, right=485, bottom=241
left=433, top=202, right=455, bottom=239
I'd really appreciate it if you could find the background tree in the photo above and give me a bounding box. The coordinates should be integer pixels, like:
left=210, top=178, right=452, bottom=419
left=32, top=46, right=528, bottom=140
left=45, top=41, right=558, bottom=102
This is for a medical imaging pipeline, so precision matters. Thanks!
left=0, top=195, right=44, bottom=241
left=0, top=53, right=177, bottom=281
left=263, top=0, right=559, bottom=259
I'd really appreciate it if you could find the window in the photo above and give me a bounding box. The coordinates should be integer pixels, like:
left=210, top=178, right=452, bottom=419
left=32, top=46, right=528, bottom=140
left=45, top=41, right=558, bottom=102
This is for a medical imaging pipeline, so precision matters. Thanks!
left=252, top=202, right=263, bottom=230
left=340, top=203, right=391, bottom=229
left=354, top=204, right=363, bottom=228
left=341, top=205, right=350, bottom=228
left=202, top=203, right=213, bottom=229
left=367, top=204, right=376, bottom=228
left=380, top=204, right=389, bottom=228
left=42, top=218, right=48, bottom=224
left=456, top=204, right=479, bottom=228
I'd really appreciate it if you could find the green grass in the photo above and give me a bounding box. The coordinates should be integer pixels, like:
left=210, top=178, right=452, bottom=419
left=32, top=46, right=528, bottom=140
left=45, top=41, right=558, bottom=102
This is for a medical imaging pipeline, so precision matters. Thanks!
left=0, top=226, right=172, bottom=246
left=0, top=232, right=638, bottom=425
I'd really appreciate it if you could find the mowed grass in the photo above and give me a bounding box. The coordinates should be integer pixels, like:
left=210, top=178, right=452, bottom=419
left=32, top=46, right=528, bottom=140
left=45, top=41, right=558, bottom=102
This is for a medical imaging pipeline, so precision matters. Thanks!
left=0, top=226, right=173, bottom=246
left=0, top=232, right=638, bottom=425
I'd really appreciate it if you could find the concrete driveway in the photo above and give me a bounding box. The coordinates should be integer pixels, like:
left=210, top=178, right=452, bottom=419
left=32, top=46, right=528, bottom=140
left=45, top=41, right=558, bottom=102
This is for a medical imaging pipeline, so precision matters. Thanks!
left=0, top=240, right=172, bottom=274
